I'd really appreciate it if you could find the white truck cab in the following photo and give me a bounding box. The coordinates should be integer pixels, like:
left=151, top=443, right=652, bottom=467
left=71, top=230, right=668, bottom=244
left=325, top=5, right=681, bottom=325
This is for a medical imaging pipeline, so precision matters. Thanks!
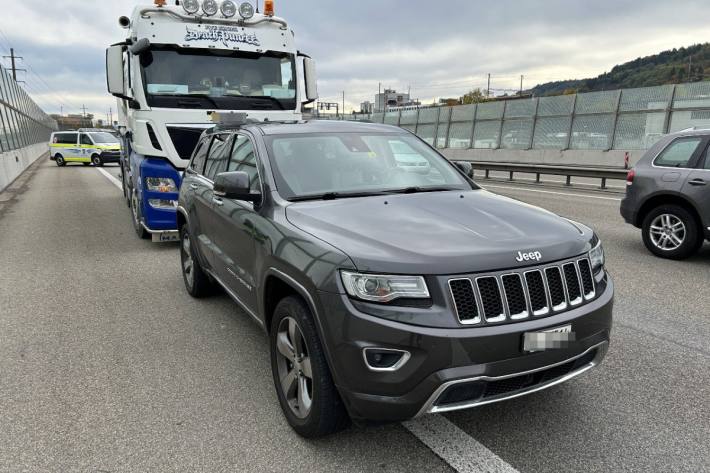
left=106, top=0, right=317, bottom=241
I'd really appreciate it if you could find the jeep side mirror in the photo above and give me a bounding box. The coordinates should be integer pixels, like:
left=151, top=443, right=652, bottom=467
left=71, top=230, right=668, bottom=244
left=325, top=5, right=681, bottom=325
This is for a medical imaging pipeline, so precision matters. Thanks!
left=454, top=161, right=474, bottom=179
left=214, top=171, right=261, bottom=203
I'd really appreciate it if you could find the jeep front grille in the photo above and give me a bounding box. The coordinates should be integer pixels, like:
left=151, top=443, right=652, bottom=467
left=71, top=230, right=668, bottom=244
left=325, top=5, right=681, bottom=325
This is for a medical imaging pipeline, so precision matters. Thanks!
left=448, top=257, right=597, bottom=326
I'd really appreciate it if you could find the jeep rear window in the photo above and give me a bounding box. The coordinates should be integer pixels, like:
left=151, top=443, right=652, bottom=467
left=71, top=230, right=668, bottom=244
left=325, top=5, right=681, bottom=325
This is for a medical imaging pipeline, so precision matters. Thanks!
left=265, top=133, right=471, bottom=200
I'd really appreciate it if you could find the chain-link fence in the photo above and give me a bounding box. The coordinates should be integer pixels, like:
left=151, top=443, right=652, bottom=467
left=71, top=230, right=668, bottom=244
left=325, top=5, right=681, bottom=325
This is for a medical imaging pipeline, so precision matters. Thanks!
left=0, top=65, right=57, bottom=153
left=338, top=81, right=710, bottom=151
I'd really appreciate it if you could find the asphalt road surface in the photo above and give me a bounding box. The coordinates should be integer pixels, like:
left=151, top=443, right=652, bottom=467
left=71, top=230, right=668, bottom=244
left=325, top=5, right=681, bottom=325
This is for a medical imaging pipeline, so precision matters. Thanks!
left=0, top=159, right=708, bottom=473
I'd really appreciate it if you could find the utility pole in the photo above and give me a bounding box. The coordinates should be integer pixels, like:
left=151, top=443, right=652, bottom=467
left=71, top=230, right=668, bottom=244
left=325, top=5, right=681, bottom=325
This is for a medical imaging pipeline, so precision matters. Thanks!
left=2, top=49, right=26, bottom=81
left=520, top=75, right=524, bottom=96
left=342, top=91, right=345, bottom=118
left=378, top=82, right=382, bottom=112
left=487, top=73, right=491, bottom=98
left=81, top=104, right=88, bottom=118
left=109, top=107, right=113, bottom=126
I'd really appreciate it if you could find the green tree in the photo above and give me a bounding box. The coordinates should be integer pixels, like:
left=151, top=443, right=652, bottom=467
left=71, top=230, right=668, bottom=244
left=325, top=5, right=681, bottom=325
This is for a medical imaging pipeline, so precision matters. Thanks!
left=461, top=88, right=489, bottom=105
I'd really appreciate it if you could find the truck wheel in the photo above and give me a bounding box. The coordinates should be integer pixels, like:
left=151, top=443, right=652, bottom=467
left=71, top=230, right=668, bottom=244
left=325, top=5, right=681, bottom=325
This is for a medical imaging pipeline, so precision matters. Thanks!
left=179, top=225, right=213, bottom=298
left=642, top=205, right=701, bottom=260
left=91, top=154, right=104, bottom=167
left=130, top=187, right=150, bottom=240
left=270, top=296, right=350, bottom=438
left=55, top=154, right=65, bottom=167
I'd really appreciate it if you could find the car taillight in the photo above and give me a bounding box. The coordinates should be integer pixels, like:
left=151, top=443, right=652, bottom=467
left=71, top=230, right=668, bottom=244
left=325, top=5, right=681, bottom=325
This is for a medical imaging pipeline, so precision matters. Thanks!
left=626, top=169, right=635, bottom=186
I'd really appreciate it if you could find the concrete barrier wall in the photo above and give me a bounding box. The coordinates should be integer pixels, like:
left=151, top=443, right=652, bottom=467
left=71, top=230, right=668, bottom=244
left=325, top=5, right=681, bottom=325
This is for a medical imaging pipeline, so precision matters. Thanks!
left=441, top=148, right=644, bottom=168
left=0, top=143, right=49, bottom=193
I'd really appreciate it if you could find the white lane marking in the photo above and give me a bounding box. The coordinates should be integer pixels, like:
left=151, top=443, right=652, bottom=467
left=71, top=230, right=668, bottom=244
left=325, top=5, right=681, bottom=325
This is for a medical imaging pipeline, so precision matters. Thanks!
left=96, top=167, right=123, bottom=191
left=403, top=416, right=520, bottom=473
left=483, top=184, right=622, bottom=202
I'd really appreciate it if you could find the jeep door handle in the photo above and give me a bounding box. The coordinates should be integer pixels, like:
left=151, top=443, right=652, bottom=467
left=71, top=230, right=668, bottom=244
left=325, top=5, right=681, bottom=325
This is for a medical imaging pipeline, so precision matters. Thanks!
left=212, top=197, right=224, bottom=206
left=189, top=184, right=198, bottom=190
left=688, top=179, right=707, bottom=186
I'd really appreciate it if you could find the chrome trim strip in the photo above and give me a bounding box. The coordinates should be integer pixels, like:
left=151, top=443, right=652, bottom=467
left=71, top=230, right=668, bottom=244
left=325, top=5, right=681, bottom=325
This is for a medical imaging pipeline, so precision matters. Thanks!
left=448, top=278, right=482, bottom=325
left=140, top=222, right=179, bottom=236
left=563, top=263, right=584, bottom=306
left=577, top=258, right=596, bottom=300
left=523, top=269, right=550, bottom=317
left=475, top=276, right=506, bottom=323
left=362, top=348, right=411, bottom=372
left=416, top=341, right=608, bottom=417
left=204, top=268, right=264, bottom=328
left=501, top=273, right=529, bottom=320
left=545, top=266, right=568, bottom=312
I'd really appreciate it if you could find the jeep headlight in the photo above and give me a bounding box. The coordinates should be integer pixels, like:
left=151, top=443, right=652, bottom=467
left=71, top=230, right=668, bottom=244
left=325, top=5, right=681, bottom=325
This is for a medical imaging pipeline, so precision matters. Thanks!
left=145, top=177, right=177, bottom=193
left=341, top=271, right=429, bottom=303
left=589, top=238, right=605, bottom=275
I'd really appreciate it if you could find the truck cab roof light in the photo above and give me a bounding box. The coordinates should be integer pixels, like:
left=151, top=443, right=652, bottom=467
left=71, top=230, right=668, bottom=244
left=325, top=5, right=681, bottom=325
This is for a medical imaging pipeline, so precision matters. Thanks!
left=202, top=0, right=219, bottom=16
left=264, top=0, right=274, bottom=16
left=238, top=2, right=255, bottom=19
left=154, top=0, right=167, bottom=6
left=182, top=0, right=200, bottom=14
left=221, top=0, right=237, bottom=17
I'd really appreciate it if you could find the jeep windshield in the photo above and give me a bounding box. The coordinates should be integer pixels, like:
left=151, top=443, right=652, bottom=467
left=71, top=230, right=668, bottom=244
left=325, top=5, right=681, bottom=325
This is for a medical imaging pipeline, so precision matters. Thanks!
left=141, top=47, right=296, bottom=111
left=265, top=133, right=474, bottom=200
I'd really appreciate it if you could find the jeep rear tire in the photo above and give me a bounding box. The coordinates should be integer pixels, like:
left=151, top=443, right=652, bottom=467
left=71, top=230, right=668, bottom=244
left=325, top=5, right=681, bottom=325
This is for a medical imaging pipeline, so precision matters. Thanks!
left=179, top=225, right=213, bottom=298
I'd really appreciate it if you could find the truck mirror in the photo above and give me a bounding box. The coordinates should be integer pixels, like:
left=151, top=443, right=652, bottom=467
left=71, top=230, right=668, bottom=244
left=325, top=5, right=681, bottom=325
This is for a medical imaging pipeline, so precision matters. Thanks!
left=303, top=57, right=318, bottom=102
left=106, top=45, right=126, bottom=97
left=129, top=38, right=151, bottom=55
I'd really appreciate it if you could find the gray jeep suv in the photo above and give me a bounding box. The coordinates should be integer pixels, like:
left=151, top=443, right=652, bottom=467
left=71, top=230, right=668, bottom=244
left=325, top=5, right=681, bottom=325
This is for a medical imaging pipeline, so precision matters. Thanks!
left=621, top=129, right=710, bottom=259
left=177, top=119, right=613, bottom=437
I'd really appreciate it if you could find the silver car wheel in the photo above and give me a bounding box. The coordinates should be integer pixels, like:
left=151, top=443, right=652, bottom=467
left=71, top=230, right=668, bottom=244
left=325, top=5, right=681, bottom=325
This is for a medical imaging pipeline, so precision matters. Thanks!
left=181, top=232, right=194, bottom=289
left=275, top=316, right=313, bottom=419
left=649, top=214, right=686, bottom=251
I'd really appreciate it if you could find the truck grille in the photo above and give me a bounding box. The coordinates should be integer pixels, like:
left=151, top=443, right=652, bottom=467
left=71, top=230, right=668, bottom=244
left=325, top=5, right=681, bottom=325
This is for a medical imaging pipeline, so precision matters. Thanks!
left=166, top=126, right=206, bottom=161
left=448, top=257, right=596, bottom=326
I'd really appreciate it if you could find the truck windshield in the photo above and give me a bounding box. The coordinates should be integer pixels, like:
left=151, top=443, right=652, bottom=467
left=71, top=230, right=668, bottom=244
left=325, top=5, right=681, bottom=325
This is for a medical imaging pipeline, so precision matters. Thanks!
left=89, top=132, right=119, bottom=144
left=265, top=133, right=473, bottom=200
left=141, top=47, right=296, bottom=111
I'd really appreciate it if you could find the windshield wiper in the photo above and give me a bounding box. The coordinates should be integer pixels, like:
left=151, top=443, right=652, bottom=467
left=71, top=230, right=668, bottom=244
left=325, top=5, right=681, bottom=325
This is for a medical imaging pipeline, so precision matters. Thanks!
left=153, top=93, right=221, bottom=109
left=290, top=191, right=389, bottom=202
left=386, top=186, right=461, bottom=194
left=223, top=94, right=285, bottom=110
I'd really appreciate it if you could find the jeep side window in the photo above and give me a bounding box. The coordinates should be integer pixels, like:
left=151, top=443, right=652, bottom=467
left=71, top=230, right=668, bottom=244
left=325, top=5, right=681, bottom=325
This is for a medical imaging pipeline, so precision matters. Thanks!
left=704, top=145, right=710, bottom=170
left=204, top=134, right=232, bottom=181
left=189, top=137, right=210, bottom=175
left=227, top=135, right=260, bottom=192
left=80, top=134, right=93, bottom=146
left=654, top=137, right=703, bottom=168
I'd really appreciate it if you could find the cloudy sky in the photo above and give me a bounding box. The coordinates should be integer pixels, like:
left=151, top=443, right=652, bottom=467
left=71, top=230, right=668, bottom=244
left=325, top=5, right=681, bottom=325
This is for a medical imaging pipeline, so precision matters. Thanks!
left=0, top=0, right=707, bottom=119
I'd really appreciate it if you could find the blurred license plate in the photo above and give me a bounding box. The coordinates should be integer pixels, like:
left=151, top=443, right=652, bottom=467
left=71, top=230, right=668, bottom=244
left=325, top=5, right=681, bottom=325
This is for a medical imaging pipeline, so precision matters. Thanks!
left=153, top=231, right=180, bottom=243
left=523, top=325, right=574, bottom=352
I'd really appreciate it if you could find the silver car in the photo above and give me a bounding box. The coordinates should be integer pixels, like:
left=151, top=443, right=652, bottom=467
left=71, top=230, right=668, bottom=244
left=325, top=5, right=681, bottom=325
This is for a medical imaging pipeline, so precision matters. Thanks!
left=621, top=129, right=710, bottom=259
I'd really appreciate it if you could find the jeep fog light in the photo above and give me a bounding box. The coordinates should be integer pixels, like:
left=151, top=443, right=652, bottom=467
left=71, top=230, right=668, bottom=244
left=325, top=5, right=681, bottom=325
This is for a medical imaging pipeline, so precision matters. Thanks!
left=145, top=177, right=177, bottom=193
left=341, top=271, right=429, bottom=303
left=149, top=199, right=178, bottom=209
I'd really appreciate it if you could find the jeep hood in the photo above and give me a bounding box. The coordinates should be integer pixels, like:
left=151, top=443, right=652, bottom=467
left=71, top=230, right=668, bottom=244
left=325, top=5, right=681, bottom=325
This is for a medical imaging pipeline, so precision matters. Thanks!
left=285, top=190, right=593, bottom=275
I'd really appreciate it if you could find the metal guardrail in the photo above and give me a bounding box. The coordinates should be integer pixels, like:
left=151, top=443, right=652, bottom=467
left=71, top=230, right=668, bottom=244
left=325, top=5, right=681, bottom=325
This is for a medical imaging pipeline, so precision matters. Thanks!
left=465, top=161, right=628, bottom=189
